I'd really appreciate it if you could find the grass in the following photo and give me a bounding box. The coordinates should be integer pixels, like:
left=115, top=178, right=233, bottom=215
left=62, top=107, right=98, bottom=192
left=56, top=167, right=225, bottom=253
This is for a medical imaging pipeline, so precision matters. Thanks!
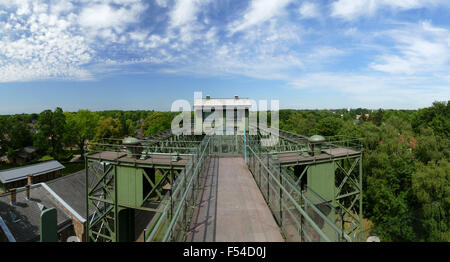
left=61, top=162, right=85, bottom=176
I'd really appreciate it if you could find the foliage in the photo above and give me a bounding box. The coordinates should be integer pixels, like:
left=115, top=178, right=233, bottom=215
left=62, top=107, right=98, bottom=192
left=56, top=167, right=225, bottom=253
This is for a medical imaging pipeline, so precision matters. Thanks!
left=94, top=116, right=123, bottom=140
left=412, top=160, right=450, bottom=241
left=65, top=109, right=99, bottom=156
left=412, top=101, right=449, bottom=138
left=33, top=107, right=66, bottom=158
left=315, top=116, right=343, bottom=136
left=142, top=112, right=174, bottom=137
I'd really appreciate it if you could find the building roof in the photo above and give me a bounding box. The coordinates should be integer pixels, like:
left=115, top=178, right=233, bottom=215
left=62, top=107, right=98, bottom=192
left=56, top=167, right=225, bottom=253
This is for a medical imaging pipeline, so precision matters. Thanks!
left=44, top=169, right=90, bottom=220
left=194, top=97, right=252, bottom=109
left=0, top=184, right=72, bottom=242
left=0, top=160, right=65, bottom=184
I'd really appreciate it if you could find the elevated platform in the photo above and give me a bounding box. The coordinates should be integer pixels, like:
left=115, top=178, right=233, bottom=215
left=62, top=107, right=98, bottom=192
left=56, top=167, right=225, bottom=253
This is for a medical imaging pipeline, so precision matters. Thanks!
left=86, top=151, right=191, bottom=168
left=186, top=157, right=283, bottom=242
left=275, top=147, right=361, bottom=165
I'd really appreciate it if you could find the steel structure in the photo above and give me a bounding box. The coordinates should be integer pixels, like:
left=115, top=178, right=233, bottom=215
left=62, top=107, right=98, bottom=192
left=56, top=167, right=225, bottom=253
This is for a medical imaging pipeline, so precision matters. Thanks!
left=85, top=123, right=363, bottom=242
left=251, top=124, right=364, bottom=241
left=85, top=134, right=202, bottom=242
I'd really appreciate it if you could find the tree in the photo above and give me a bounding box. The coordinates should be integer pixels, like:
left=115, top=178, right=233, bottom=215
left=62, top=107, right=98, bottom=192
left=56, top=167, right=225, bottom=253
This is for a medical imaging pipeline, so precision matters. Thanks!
left=372, top=109, right=384, bottom=126
left=412, top=160, right=450, bottom=241
left=412, top=101, right=449, bottom=138
left=142, top=112, right=173, bottom=136
left=0, top=116, right=10, bottom=155
left=34, top=107, right=66, bottom=158
left=94, top=117, right=122, bottom=141
left=315, top=116, right=342, bottom=136
left=65, top=110, right=99, bottom=156
left=413, top=127, right=449, bottom=165
left=8, top=117, right=33, bottom=150
left=124, top=119, right=136, bottom=136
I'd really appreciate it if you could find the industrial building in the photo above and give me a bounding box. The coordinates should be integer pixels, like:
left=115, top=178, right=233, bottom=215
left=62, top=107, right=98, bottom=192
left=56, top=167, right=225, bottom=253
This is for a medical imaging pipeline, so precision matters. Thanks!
left=194, top=95, right=252, bottom=134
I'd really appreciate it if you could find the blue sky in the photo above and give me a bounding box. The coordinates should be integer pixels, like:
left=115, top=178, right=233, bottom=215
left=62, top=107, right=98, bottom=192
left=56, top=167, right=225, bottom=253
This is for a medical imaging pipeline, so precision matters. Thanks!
left=0, top=0, right=450, bottom=114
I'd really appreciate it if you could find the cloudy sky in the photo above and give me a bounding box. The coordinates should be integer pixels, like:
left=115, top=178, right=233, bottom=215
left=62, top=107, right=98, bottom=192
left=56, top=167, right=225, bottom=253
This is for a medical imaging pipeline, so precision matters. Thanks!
left=0, top=0, right=449, bottom=114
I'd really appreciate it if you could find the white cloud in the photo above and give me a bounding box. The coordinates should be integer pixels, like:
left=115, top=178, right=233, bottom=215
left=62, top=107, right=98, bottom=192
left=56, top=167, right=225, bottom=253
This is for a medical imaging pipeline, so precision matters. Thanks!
left=166, top=0, right=211, bottom=44
left=155, top=0, right=169, bottom=8
left=169, top=0, right=201, bottom=28
left=331, top=0, right=447, bottom=20
left=0, top=0, right=149, bottom=82
left=299, top=2, right=319, bottom=19
left=78, top=2, right=145, bottom=35
left=371, top=21, right=450, bottom=74
left=289, top=72, right=450, bottom=108
left=229, top=0, right=293, bottom=34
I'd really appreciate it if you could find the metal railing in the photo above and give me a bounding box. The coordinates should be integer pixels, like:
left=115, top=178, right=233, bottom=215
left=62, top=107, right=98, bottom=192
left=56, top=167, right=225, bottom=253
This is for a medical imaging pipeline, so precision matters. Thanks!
left=145, top=136, right=211, bottom=241
left=246, top=141, right=352, bottom=242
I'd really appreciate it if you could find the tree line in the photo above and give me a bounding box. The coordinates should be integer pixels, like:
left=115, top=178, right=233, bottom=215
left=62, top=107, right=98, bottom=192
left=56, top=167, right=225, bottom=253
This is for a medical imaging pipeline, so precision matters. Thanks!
left=0, top=109, right=175, bottom=161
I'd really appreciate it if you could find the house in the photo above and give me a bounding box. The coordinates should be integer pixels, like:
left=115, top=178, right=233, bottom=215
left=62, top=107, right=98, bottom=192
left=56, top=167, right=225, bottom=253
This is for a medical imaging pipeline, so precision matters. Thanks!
left=0, top=160, right=65, bottom=191
left=10, top=146, right=36, bottom=163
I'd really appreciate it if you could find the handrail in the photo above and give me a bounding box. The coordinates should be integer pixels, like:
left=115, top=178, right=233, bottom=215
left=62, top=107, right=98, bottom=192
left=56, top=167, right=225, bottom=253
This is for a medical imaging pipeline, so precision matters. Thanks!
left=246, top=145, right=332, bottom=242
left=145, top=136, right=210, bottom=242
left=162, top=137, right=210, bottom=241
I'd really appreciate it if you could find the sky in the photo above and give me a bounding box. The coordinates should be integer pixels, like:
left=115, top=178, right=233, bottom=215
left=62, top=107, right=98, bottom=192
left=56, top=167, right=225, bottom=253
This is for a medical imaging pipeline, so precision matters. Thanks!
left=0, top=0, right=450, bottom=114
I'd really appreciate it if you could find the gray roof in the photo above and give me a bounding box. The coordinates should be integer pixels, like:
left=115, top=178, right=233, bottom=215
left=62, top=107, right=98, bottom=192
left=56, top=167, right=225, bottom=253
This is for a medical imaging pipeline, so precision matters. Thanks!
left=0, top=185, right=72, bottom=242
left=45, top=169, right=89, bottom=219
left=0, top=160, right=65, bottom=184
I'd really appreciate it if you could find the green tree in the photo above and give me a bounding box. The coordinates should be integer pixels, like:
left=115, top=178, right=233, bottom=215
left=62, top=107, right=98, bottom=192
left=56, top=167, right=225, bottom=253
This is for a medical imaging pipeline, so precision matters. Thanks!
left=7, top=116, right=33, bottom=150
left=124, top=119, right=136, bottom=136
left=412, top=101, right=449, bottom=138
left=412, top=160, right=450, bottom=241
left=372, top=109, right=384, bottom=126
left=0, top=116, right=10, bottom=155
left=142, top=112, right=173, bottom=136
left=94, top=117, right=123, bottom=140
left=413, top=127, right=449, bottom=165
left=65, top=110, right=99, bottom=156
left=315, top=116, right=342, bottom=136
left=34, top=107, right=66, bottom=158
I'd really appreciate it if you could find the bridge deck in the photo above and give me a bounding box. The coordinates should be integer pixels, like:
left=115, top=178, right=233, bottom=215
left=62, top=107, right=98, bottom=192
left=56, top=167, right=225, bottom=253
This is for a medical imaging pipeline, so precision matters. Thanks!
left=186, top=157, right=283, bottom=242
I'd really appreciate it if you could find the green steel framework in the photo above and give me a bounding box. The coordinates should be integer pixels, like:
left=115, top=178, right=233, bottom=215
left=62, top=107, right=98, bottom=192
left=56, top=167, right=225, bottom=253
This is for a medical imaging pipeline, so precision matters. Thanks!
left=85, top=134, right=202, bottom=242
left=252, top=125, right=364, bottom=241
left=85, top=126, right=363, bottom=242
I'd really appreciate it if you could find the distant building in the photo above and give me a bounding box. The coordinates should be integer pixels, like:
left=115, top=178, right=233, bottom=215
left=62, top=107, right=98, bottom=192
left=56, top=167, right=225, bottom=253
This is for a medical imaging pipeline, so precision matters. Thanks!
left=0, top=160, right=65, bottom=191
left=194, top=95, right=252, bottom=134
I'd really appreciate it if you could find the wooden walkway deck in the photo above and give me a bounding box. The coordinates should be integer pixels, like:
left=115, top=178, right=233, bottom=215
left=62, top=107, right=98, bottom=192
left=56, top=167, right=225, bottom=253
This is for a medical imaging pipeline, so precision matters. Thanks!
left=186, top=157, right=284, bottom=242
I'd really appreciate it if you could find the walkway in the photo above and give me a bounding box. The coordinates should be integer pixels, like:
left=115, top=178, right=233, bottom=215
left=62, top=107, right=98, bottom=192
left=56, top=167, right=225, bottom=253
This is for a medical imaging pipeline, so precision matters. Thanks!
left=186, top=157, right=284, bottom=242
